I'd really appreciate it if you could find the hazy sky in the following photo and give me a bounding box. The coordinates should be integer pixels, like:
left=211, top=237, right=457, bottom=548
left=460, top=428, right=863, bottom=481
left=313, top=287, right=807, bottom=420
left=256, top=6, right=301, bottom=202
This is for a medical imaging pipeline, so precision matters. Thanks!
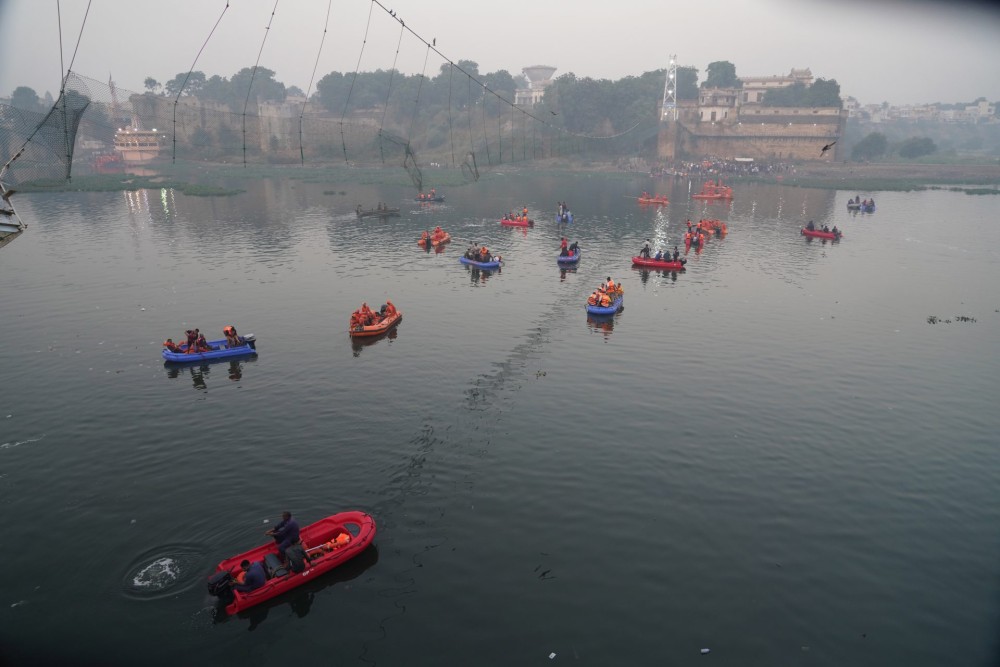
left=1, top=0, right=999, bottom=106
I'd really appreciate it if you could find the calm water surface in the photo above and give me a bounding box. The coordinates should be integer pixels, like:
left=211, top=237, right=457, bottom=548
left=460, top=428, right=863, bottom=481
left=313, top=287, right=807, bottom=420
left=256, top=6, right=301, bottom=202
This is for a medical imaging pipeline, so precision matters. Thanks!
left=1, top=172, right=998, bottom=666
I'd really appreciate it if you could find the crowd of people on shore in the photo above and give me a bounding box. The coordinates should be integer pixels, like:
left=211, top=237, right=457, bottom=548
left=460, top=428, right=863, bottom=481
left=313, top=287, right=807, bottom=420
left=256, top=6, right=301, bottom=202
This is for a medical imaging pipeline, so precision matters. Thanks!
left=163, top=326, right=244, bottom=354
left=647, top=158, right=795, bottom=179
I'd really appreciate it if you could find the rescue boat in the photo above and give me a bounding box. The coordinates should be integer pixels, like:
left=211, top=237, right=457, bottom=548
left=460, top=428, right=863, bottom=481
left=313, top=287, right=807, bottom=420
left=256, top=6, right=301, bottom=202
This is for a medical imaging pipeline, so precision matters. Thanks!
left=206, top=511, right=376, bottom=615
left=500, top=218, right=533, bottom=227
left=691, top=180, right=733, bottom=200
left=801, top=228, right=842, bottom=240
left=162, top=336, right=257, bottom=363
left=415, top=195, right=445, bottom=202
left=631, top=256, right=686, bottom=270
left=459, top=256, right=502, bottom=269
left=349, top=310, right=402, bottom=338
left=418, top=232, right=451, bottom=247
left=557, top=248, right=581, bottom=264
left=637, top=196, right=669, bottom=205
left=586, top=295, right=624, bottom=316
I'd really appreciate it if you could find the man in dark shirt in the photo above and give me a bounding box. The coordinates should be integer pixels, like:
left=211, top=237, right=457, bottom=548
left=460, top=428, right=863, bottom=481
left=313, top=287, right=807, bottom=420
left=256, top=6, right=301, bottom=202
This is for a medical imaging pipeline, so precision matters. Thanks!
left=234, top=559, right=266, bottom=593
left=266, top=511, right=300, bottom=559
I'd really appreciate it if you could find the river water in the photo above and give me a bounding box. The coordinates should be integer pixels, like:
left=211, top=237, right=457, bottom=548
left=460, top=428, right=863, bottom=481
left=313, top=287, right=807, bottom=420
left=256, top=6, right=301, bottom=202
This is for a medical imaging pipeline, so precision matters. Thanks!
left=1, top=172, right=998, bottom=666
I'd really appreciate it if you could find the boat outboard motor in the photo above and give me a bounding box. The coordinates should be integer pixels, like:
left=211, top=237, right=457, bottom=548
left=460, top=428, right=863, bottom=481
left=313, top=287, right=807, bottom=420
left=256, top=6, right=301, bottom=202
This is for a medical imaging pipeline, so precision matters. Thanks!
left=243, top=333, right=256, bottom=350
left=207, top=570, right=234, bottom=603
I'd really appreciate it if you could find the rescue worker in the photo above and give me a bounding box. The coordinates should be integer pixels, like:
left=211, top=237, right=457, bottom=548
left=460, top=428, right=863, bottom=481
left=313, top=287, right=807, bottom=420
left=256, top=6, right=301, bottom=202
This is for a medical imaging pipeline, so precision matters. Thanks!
left=224, top=326, right=243, bottom=348
left=233, top=559, right=266, bottom=593
left=163, top=338, right=181, bottom=353
left=265, top=511, right=300, bottom=560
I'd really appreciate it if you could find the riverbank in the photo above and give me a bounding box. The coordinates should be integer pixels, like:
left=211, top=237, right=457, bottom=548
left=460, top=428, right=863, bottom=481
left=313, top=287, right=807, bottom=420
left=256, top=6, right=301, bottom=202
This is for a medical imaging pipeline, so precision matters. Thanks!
left=12, top=157, right=1000, bottom=195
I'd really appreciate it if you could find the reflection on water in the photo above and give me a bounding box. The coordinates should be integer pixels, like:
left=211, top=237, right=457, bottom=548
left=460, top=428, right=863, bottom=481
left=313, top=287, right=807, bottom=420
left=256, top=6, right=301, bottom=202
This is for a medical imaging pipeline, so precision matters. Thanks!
left=164, top=357, right=257, bottom=390
left=586, top=313, right=617, bottom=338
left=351, top=327, right=399, bottom=357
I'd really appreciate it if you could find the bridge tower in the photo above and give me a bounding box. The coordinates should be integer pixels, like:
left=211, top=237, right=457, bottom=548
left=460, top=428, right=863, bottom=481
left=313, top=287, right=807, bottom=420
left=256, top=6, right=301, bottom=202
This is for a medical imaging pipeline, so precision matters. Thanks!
left=660, top=55, right=678, bottom=121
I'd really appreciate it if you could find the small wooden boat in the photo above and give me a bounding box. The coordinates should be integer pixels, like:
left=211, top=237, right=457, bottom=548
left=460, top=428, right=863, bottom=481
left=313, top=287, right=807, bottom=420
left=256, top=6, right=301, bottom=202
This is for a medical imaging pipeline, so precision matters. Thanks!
left=350, top=310, right=402, bottom=337
left=632, top=256, right=686, bottom=270
left=801, top=227, right=842, bottom=240
left=356, top=207, right=400, bottom=218
left=162, top=336, right=257, bottom=363
left=206, top=511, right=376, bottom=614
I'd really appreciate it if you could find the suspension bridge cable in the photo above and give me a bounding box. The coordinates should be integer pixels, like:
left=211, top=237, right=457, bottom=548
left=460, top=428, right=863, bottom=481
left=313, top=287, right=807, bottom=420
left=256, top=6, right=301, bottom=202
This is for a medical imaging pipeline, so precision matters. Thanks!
left=447, top=63, right=455, bottom=168
left=65, top=0, right=91, bottom=78
left=242, top=0, right=279, bottom=168
left=172, top=1, right=230, bottom=163
left=56, top=1, right=65, bottom=84
left=341, top=0, right=375, bottom=164
left=377, top=21, right=405, bottom=164
left=299, top=0, right=332, bottom=165
left=406, top=43, right=431, bottom=145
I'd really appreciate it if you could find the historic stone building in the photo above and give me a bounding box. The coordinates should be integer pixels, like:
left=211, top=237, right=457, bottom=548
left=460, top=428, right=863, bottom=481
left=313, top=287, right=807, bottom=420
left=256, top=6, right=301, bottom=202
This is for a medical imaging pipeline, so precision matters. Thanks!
left=659, top=68, right=846, bottom=161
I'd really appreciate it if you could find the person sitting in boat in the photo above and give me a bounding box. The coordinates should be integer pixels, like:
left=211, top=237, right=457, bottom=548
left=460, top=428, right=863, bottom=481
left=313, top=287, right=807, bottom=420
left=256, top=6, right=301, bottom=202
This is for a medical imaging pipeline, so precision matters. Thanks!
left=832, top=225, right=840, bottom=236
left=431, top=188, right=436, bottom=198
left=265, top=511, right=300, bottom=560
left=195, top=333, right=213, bottom=352
left=653, top=250, right=662, bottom=261
left=433, top=226, right=442, bottom=238
left=569, top=241, right=579, bottom=255
left=822, top=225, right=830, bottom=233
left=184, top=329, right=199, bottom=352
left=163, top=338, right=181, bottom=353
left=806, top=220, right=816, bottom=231
left=233, top=559, right=266, bottom=593
left=606, top=277, right=616, bottom=293
left=385, top=300, right=397, bottom=318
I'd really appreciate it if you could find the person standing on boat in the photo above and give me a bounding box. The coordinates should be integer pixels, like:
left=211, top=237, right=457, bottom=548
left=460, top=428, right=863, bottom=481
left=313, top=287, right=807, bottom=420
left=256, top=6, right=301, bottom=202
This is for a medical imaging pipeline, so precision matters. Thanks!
left=640, top=239, right=651, bottom=259
left=266, top=511, right=300, bottom=559
left=673, top=246, right=680, bottom=262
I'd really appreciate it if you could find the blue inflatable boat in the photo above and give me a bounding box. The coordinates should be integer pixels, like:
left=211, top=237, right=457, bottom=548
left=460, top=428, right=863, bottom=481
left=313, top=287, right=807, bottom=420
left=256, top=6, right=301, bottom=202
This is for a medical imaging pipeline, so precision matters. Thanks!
left=557, top=248, right=581, bottom=264
left=162, top=335, right=257, bottom=363
left=459, top=256, right=502, bottom=269
left=585, top=295, right=623, bottom=315
left=556, top=212, right=573, bottom=224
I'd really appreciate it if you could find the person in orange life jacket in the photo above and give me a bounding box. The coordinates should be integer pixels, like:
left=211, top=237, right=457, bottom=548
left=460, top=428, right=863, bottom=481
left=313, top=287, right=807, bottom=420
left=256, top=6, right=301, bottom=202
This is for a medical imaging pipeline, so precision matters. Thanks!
left=606, top=277, right=616, bottom=292
left=233, top=559, right=266, bottom=592
left=224, top=326, right=243, bottom=348
left=195, top=333, right=212, bottom=352
left=185, top=328, right=199, bottom=353
left=163, top=338, right=181, bottom=353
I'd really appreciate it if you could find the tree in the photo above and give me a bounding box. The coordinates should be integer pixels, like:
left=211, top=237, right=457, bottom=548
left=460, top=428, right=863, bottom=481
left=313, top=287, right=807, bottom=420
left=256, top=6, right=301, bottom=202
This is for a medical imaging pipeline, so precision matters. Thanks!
left=898, top=136, right=937, bottom=159
left=164, top=71, right=206, bottom=98
left=703, top=61, right=739, bottom=89
left=144, top=77, right=161, bottom=95
left=851, top=132, right=888, bottom=160
left=11, top=86, right=42, bottom=111
left=286, top=85, right=305, bottom=98
left=676, top=67, right=698, bottom=100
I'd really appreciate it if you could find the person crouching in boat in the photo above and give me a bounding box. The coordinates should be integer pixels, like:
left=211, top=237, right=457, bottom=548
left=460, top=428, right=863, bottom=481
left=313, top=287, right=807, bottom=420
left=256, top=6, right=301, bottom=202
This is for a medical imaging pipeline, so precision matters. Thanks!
left=384, top=300, right=398, bottom=318
left=163, top=338, right=181, bottom=353
left=223, top=325, right=243, bottom=348
left=265, top=511, right=300, bottom=560
left=184, top=328, right=200, bottom=353
left=195, top=332, right=213, bottom=352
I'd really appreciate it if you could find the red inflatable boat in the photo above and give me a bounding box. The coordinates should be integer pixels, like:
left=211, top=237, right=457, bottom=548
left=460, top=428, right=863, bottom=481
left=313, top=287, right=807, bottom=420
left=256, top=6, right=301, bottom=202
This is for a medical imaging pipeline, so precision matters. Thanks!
left=207, top=511, right=376, bottom=614
left=801, top=228, right=842, bottom=240
left=632, top=256, right=686, bottom=270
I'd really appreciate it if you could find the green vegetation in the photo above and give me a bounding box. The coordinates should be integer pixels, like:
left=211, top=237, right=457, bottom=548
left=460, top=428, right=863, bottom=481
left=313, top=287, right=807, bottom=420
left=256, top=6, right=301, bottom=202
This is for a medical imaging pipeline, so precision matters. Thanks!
left=898, top=136, right=937, bottom=159
left=702, top=61, right=740, bottom=89
left=762, top=78, right=842, bottom=107
left=852, top=132, right=889, bottom=160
